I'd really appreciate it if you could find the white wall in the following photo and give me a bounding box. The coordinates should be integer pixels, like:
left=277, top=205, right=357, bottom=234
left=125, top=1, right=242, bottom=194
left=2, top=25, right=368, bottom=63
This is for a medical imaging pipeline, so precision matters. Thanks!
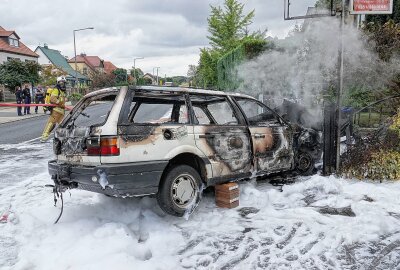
left=35, top=48, right=52, bottom=65
left=0, top=51, right=38, bottom=64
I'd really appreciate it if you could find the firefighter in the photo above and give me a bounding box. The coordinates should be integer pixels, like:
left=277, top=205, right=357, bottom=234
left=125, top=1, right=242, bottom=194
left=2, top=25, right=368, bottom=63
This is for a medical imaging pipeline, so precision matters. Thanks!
left=40, top=76, right=67, bottom=142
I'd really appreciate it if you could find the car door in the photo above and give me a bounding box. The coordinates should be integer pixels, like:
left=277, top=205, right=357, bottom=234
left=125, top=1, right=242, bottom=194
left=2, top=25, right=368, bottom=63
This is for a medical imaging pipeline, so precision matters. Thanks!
left=189, top=94, right=252, bottom=182
left=234, top=97, right=294, bottom=174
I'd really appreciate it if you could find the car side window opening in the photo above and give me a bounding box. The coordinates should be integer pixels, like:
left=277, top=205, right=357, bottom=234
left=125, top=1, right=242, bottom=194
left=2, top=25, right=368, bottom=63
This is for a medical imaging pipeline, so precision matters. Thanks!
left=236, top=98, right=280, bottom=126
left=69, top=94, right=117, bottom=128
left=190, top=95, right=239, bottom=125
left=192, top=106, right=213, bottom=125
left=131, top=102, right=188, bottom=124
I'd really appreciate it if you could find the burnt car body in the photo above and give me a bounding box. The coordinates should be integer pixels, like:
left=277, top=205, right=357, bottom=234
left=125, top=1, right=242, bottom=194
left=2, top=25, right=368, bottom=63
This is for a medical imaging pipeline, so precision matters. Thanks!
left=48, top=86, right=321, bottom=216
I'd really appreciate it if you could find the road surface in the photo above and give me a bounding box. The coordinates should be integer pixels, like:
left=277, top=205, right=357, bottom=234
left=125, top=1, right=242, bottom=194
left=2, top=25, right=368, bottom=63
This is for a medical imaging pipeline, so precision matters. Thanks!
left=0, top=104, right=111, bottom=144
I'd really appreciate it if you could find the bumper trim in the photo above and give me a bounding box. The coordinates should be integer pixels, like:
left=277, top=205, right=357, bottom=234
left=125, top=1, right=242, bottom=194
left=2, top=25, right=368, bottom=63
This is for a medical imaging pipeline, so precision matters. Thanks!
left=48, top=160, right=168, bottom=197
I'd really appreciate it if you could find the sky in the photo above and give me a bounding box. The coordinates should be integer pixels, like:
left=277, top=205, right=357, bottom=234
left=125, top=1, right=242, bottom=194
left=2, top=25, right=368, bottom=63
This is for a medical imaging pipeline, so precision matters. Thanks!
left=0, top=0, right=316, bottom=76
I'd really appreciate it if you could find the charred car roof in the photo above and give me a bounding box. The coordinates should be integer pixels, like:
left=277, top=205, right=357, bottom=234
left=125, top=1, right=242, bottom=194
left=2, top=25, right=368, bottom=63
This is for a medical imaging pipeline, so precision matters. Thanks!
left=82, top=86, right=256, bottom=100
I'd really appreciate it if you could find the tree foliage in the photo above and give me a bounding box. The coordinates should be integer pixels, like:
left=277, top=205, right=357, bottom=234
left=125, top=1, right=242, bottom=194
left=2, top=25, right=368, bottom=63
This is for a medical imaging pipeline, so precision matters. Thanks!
left=130, top=68, right=144, bottom=79
left=39, top=65, right=67, bottom=86
left=366, top=0, right=400, bottom=24
left=90, top=70, right=116, bottom=89
left=192, top=0, right=264, bottom=90
left=207, top=0, right=256, bottom=53
left=113, top=68, right=128, bottom=84
left=0, top=59, right=41, bottom=92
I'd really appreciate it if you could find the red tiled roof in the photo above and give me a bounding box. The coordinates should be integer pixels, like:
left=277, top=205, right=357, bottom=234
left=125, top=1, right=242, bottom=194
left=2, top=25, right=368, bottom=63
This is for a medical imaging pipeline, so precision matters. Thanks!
left=69, top=54, right=104, bottom=68
left=85, top=56, right=103, bottom=68
left=68, top=54, right=96, bottom=70
left=104, top=61, right=117, bottom=74
left=0, top=26, right=37, bottom=57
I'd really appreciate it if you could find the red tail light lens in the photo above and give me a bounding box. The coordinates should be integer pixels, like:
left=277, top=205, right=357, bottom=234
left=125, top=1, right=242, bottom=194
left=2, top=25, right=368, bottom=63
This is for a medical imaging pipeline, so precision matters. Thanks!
left=100, top=137, right=120, bottom=156
left=87, top=137, right=120, bottom=156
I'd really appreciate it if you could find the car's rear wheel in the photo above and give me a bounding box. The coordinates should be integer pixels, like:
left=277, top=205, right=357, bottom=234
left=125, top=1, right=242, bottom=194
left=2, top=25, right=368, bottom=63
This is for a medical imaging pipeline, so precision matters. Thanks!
left=157, top=165, right=202, bottom=217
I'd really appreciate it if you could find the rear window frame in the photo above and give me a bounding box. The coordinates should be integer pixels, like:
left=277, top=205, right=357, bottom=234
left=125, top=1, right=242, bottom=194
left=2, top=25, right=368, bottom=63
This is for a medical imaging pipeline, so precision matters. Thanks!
left=60, top=91, right=118, bottom=129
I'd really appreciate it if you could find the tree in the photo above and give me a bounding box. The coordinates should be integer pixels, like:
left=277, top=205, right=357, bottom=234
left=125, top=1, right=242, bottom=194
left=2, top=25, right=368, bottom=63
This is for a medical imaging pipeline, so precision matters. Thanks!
left=366, top=0, right=400, bottom=25
left=113, top=68, right=128, bottom=85
left=194, top=0, right=264, bottom=90
left=0, top=59, right=41, bottom=91
left=207, top=0, right=258, bottom=53
left=130, top=68, right=144, bottom=79
left=198, top=48, right=221, bottom=89
left=40, top=65, right=67, bottom=86
left=90, top=70, right=115, bottom=89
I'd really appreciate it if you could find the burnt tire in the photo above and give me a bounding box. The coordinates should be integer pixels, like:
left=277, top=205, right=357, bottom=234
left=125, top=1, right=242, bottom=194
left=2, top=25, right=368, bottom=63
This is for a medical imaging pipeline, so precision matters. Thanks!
left=157, top=165, right=202, bottom=217
left=295, top=150, right=315, bottom=176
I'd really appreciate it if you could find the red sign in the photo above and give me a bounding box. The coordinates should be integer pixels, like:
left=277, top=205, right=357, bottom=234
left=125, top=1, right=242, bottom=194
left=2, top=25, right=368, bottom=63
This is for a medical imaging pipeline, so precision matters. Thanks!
left=351, top=0, right=393, bottom=14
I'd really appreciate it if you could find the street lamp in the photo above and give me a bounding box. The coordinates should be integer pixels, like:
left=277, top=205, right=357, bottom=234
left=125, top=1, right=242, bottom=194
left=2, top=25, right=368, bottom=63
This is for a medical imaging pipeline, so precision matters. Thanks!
left=133, top=57, right=144, bottom=81
left=73, top=27, right=94, bottom=91
left=153, top=67, right=160, bottom=85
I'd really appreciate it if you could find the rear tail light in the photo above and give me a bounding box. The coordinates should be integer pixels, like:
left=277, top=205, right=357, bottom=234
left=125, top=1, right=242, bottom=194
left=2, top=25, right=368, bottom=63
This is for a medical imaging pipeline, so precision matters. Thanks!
left=87, top=136, right=120, bottom=156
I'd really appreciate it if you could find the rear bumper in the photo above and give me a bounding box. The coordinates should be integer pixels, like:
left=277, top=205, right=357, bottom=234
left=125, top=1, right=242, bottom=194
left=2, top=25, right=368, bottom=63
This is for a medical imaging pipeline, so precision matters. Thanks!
left=48, top=160, right=168, bottom=197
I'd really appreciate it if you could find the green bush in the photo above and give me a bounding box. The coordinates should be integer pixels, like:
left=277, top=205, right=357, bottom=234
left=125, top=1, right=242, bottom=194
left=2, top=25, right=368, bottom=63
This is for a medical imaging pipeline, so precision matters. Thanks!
left=341, top=109, right=400, bottom=180
left=68, top=93, right=83, bottom=101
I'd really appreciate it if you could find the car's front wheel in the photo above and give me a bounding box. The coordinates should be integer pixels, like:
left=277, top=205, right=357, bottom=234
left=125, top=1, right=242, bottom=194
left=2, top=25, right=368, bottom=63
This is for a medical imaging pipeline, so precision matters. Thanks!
left=295, top=150, right=315, bottom=176
left=157, top=165, right=202, bottom=217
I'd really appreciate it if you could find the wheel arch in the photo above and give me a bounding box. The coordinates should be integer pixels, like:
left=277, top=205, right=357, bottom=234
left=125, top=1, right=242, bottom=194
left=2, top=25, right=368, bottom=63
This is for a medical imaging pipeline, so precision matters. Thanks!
left=160, top=152, right=210, bottom=188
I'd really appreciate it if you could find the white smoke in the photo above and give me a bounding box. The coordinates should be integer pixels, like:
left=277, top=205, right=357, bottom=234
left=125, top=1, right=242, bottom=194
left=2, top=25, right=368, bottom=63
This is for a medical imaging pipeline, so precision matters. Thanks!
left=237, top=17, right=399, bottom=110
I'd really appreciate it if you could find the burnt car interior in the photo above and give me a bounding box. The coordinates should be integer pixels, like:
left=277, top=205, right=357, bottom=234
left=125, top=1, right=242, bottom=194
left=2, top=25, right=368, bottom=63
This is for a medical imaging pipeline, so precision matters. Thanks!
left=234, top=98, right=283, bottom=126
left=190, top=95, right=241, bottom=125
left=128, top=93, right=188, bottom=124
left=63, top=93, right=117, bottom=129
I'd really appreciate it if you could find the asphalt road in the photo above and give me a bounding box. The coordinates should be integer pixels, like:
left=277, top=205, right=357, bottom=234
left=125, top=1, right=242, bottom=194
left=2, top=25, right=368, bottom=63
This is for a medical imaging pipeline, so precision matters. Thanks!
left=0, top=104, right=112, bottom=144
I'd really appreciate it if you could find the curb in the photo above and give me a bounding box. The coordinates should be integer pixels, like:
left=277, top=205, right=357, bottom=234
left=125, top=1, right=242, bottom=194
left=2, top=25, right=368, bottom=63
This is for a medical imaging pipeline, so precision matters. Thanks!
left=0, top=113, right=48, bottom=125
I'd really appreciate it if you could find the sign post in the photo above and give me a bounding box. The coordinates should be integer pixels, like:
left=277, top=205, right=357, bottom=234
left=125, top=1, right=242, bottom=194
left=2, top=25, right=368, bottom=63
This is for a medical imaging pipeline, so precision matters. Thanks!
left=350, top=0, right=393, bottom=14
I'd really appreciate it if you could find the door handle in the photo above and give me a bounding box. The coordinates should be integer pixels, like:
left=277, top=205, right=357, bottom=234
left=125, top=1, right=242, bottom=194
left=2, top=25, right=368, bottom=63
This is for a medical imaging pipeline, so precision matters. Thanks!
left=254, top=134, right=265, bottom=139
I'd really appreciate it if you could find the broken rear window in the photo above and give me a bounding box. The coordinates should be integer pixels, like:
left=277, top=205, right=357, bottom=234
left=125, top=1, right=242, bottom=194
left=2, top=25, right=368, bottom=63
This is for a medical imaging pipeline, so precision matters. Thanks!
left=66, top=93, right=117, bottom=128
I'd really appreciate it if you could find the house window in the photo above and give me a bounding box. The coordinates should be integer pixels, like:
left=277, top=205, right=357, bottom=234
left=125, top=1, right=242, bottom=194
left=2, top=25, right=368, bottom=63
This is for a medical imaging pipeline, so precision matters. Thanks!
left=7, top=57, right=20, bottom=62
left=82, top=67, right=88, bottom=75
left=8, top=38, right=19, bottom=47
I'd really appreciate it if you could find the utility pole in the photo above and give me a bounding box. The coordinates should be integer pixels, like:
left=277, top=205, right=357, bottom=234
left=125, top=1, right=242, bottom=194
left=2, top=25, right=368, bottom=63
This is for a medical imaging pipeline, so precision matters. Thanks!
left=73, top=27, right=94, bottom=92
left=153, top=67, right=160, bottom=85
left=335, top=0, right=346, bottom=172
left=133, top=57, right=144, bottom=81
left=156, top=67, right=160, bottom=85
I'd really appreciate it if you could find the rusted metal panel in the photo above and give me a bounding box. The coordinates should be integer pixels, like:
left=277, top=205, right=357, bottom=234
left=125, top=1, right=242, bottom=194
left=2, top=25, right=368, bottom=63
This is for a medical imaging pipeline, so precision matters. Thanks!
left=194, top=126, right=252, bottom=178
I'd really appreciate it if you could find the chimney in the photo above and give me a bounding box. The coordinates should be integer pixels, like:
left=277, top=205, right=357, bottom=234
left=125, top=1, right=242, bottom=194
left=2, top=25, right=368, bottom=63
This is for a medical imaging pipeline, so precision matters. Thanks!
left=44, top=43, right=48, bottom=49
left=80, top=53, right=86, bottom=57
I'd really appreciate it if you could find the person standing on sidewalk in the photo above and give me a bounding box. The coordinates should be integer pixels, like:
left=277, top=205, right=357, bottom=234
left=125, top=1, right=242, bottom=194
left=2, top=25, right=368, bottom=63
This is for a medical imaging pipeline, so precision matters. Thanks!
left=15, top=86, right=23, bottom=116
left=34, top=85, right=45, bottom=114
left=22, top=84, right=31, bottom=115
left=40, top=77, right=67, bottom=142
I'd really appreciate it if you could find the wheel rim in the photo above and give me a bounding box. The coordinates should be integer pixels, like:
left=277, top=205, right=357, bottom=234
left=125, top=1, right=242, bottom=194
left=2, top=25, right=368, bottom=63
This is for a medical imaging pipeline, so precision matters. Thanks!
left=298, top=153, right=312, bottom=172
left=171, top=173, right=198, bottom=209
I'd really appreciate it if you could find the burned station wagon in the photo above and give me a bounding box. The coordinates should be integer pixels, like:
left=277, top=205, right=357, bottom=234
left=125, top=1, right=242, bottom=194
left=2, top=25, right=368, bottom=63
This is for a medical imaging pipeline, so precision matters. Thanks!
left=48, top=86, right=321, bottom=216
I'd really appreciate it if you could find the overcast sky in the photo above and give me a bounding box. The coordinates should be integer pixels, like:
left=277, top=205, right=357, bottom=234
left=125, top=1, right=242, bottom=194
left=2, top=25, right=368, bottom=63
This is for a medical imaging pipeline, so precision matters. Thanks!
left=1, top=0, right=316, bottom=76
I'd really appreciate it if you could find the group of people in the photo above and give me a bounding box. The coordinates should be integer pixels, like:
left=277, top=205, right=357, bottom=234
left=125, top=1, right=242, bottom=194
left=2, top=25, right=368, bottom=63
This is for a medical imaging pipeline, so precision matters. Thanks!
left=14, top=76, right=67, bottom=142
left=15, top=84, right=46, bottom=115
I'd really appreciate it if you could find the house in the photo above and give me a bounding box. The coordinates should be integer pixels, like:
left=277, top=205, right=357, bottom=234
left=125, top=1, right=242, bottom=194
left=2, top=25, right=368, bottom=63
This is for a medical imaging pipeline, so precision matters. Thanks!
left=104, top=61, right=117, bottom=74
left=0, top=26, right=38, bottom=64
left=35, top=44, right=89, bottom=87
left=142, top=73, right=157, bottom=85
left=68, top=54, right=105, bottom=76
